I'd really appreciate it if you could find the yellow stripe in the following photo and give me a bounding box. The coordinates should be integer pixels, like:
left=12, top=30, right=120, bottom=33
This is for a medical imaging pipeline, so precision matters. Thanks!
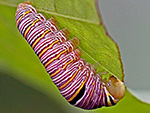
left=24, top=19, right=40, bottom=38
left=38, top=40, right=59, bottom=58
left=44, top=50, right=67, bottom=68
left=62, top=60, right=73, bottom=69
left=15, top=4, right=27, bottom=16
left=16, top=7, right=26, bottom=16
left=50, top=69, right=61, bottom=77
left=50, top=59, right=73, bottom=78
left=84, top=89, right=94, bottom=108
left=107, top=97, right=112, bottom=106
left=32, top=29, right=51, bottom=48
left=106, top=92, right=112, bottom=106
left=84, top=82, right=95, bottom=108
left=91, top=83, right=96, bottom=101
left=58, top=64, right=80, bottom=90
left=68, top=77, right=88, bottom=102
left=17, top=10, right=31, bottom=25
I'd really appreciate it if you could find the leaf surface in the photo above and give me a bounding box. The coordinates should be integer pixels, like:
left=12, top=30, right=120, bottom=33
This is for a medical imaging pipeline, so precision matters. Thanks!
left=0, top=0, right=149, bottom=112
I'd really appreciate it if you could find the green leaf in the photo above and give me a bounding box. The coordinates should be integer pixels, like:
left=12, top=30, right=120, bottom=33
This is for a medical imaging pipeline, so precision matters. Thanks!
left=0, top=0, right=123, bottom=80
left=0, top=0, right=149, bottom=113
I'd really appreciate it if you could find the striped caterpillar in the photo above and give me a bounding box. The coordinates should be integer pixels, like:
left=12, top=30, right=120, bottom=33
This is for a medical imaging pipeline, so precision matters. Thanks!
left=15, top=1, right=125, bottom=110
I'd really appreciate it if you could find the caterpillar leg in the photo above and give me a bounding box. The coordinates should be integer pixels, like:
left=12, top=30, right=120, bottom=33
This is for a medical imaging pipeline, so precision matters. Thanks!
left=92, top=61, right=100, bottom=71
left=49, top=17, right=58, bottom=27
left=97, top=70, right=108, bottom=76
left=70, top=37, right=80, bottom=49
left=61, top=28, right=70, bottom=39
left=92, top=62, right=108, bottom=76
left=24, top=1, right=32, bottom=5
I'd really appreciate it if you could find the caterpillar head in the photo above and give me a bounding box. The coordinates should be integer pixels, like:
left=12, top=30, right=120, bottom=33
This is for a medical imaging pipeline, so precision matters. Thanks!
left=105, top=76, right=125, bottom=100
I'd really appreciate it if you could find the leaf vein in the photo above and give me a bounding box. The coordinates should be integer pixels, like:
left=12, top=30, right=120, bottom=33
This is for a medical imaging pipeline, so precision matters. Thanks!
left=0, top=1, right=100, bottom=25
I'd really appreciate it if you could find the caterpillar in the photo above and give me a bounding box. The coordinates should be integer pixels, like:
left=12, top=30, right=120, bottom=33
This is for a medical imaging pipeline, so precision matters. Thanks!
left=15, top=1, right=125, bottom=110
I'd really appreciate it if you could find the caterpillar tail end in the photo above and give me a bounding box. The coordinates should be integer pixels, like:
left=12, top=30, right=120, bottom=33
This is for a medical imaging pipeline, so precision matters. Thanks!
left=105, top=76, right=125, bottom=100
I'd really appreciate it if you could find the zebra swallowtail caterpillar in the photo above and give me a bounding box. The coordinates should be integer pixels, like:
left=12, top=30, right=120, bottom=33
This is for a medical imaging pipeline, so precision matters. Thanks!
left=15, top=1, right=125, bottom=110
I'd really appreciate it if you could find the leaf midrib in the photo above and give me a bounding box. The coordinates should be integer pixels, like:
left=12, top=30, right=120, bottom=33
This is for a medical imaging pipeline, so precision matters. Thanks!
left=0, top=1, right=100, bottom=25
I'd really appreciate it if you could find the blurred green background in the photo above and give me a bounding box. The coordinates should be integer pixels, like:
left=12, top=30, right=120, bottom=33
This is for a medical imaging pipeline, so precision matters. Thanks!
left=0, top=0, right=150, bottom=113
